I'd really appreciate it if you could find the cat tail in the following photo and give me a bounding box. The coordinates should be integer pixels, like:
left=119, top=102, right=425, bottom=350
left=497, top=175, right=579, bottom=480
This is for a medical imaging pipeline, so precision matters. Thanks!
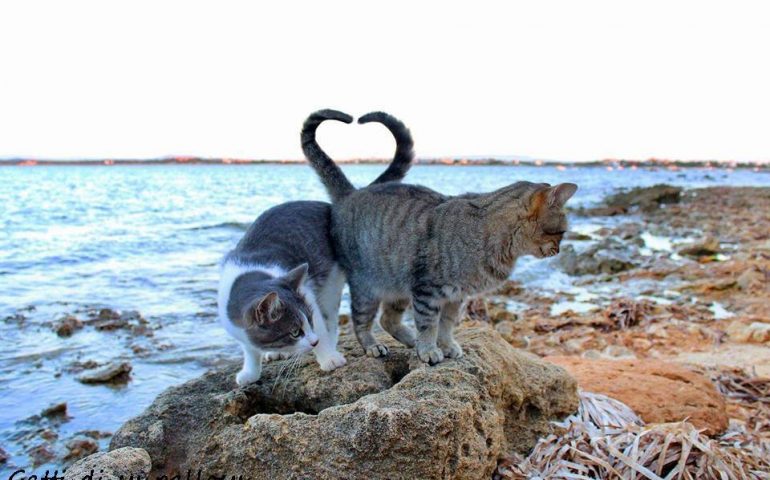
left=358, top=111, right=415, bottom=185
left=301, top=109, right=356, bottom=202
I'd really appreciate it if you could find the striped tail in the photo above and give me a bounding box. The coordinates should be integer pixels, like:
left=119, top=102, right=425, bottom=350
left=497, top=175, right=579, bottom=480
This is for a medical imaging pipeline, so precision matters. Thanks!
left=358, top=111, right=415, bottom=185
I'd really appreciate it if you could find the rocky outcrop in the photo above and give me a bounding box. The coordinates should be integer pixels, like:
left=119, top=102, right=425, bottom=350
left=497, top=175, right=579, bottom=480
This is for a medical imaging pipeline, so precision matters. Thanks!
left=557, top=238, right=638, bottom=276
left=545, top=356, right=728, bottom=435
left=111, top=326, right=577, bottom=479
left=605, top=184, right=682, bottom=212
left=64, top=447, right=150, bottom=480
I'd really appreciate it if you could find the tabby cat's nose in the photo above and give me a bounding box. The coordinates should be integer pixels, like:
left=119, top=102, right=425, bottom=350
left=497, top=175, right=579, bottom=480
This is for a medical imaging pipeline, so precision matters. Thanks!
left=310, top=338, right=319, bottom=347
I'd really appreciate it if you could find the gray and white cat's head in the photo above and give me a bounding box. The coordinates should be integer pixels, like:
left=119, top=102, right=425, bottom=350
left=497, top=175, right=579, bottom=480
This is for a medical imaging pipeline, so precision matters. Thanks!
left=227, top=263, right=319, bottom=353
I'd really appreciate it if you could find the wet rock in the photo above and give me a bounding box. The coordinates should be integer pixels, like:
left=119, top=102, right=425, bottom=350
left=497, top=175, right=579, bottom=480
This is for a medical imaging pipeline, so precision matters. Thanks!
left=0, top=446, right=8, bottom=463
left=605, top=184, right=682, bottom=212
left=64, top=437, right=99, bottom=462
left=77, top=362, right=132, bottom=384
left=111, top=326, right=578, bottom=479
left=678, top=236, right=720, bottom=257
left=65, top=359, right=100, bottom=373
left=726, top=320, right=770, bottom=344
left=546, top=356, right=728, bottom=435
left=77, top=430, right=113, bottom=440
left=97, top=308, right=121, bottom=320
left=64, top=447, right=151, bottom=480
left=53, top=315, right=83, bottom=337
left=557, top=239, right=638, bottom=276
left=41, top=402, right=68, bottom=418
left=27, top=444, right=56, bottom=466
left=564, top=232, right=592, bottom=241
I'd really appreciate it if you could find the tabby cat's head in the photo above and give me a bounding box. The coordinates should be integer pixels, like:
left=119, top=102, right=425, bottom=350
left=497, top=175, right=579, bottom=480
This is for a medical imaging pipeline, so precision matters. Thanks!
left=241, top=264, right=319, bottom=352
left=522, top=183, right=577, bottom=258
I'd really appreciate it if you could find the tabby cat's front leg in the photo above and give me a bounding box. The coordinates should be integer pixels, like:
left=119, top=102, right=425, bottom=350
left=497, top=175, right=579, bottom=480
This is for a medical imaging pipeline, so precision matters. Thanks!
left=412, top=292, right=444, bottom=365
left=437, top=301, right=464, bottom=359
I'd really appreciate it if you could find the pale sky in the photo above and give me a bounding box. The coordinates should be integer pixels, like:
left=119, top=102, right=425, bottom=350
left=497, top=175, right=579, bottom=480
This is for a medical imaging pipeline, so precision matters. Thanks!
left=1, top=1, right=769, bottom=162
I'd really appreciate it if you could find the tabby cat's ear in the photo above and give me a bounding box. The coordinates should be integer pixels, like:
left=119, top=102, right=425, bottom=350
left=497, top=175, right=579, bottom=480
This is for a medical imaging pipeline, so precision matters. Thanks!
left=283, top=263, right=309, bottom=291
left=249, top=292, right=282, bottom=326
left=547, top=183, right=578, bottom=207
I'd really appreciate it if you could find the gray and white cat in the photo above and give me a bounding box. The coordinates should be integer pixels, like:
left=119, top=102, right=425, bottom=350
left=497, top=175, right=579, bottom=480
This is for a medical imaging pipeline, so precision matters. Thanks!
left=218, top=110, right=414, bottom=385
left=302, top=109, right=577, bottom=365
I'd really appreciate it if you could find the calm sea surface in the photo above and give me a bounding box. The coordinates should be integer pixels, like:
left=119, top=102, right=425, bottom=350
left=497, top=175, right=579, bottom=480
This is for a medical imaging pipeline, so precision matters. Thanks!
left=1, top=164, right=768, bottom=470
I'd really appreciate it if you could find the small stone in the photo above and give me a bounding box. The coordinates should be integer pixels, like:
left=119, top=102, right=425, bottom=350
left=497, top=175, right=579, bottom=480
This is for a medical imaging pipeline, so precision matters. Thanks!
left=77, top=362, right=132, bottom=384
left=726, top=320, right=770, bottom=344
left=602, top=345, right=636, bottom=359
left=737, top=268, right=765, bottom=292
left=647, top=323, right=669, bottom=339
left=494, top=320, right=516, bottom=342
left=40, top=429, right=58, bottom=441
left=64, top=438, right=98, bottom=462
left=678, top=236, right=720, bottom=257
left=27, top=444, right=55, bottom=466
left=41, top=402, right=67, bottom=418
left=53, top=315, right=83, bottom=337
left=98, top=308, right=121, bottom=320
left=632, top=338, right=653, bottom=351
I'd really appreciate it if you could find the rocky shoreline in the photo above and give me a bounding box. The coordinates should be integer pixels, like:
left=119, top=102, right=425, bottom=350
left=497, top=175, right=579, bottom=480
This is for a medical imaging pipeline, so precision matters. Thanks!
left=4, top=185, right=769, bottom=477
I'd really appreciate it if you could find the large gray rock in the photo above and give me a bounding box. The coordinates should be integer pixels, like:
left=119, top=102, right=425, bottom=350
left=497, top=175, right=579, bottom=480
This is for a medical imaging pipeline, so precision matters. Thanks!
left=558, top=238, right=638, bottom=276
left=111, top=326, right=577, bottom=479
left=64, top=447, right=150, bottom=480
left=605, top=184, right=682, bottom=212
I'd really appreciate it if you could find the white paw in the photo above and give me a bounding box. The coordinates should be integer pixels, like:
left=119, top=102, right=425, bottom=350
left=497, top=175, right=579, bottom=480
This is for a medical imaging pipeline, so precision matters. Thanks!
left=416, top=343, right=444, bottom=365
left=317, top=351, right=347, bottom=371
left=365, top=343, right=389, bottom=358
left=263, top=351, right=289, bottom=363
left=236, top=368, right=261, bottom=386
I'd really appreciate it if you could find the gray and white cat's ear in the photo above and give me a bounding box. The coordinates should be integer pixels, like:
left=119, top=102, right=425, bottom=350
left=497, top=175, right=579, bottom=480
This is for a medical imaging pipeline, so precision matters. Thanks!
left=283, top=263, right=309, bottom=291
left=249, top=291, right=282, bottom=326
left=547, top=183, right=578, bottom=207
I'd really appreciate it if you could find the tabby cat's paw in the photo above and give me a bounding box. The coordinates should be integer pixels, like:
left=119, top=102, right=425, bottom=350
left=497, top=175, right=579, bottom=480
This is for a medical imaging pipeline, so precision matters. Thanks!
left=440, top=340, right=464, bottom=359
left=236, top=369, right=261, bottom=386
left=317, top=350, right=347, bottom=371
left=416, top=344, right=445, bottom=365
left=365, top=343, right=389, bottom=358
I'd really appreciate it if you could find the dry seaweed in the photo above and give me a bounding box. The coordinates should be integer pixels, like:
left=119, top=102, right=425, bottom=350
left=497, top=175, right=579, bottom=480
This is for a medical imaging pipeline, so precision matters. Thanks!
left=495, top=391, right=770, bottom=480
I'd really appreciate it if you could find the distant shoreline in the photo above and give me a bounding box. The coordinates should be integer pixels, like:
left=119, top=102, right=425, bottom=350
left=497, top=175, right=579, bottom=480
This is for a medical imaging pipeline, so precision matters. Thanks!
left=0, top=157, right=767, bottom=170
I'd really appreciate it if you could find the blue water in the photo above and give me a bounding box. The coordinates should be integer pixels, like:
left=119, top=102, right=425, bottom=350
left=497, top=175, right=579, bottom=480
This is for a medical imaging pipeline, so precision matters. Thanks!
left=0, top=164, right=768, bottom=471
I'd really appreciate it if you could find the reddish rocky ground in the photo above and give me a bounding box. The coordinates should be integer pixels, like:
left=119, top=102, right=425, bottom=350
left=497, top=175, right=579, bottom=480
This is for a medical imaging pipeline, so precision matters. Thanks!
left=474, top=186, right=769, bottom=440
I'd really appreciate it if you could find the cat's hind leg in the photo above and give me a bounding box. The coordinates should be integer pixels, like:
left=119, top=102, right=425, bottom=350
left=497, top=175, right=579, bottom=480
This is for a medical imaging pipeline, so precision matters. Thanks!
left=437, top=300, right=464, bottom=359
left=350, top=282, right=388, bottom=357
left=380, top=298, right=417, bottom=348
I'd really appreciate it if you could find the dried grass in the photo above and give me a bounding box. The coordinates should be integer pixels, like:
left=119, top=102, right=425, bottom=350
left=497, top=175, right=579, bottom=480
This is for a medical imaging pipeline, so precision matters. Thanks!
left=708, top=367, right=770, bottom=406
left=494, top=391, right=770, bottom=480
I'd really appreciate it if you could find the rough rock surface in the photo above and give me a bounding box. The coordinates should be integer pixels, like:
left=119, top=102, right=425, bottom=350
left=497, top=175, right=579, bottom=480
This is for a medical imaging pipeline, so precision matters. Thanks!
left=64, top=447, right=151, bottom=480
left=111, top=326, right=577, bottom=479
left=545, top=356, right=728, bottom=435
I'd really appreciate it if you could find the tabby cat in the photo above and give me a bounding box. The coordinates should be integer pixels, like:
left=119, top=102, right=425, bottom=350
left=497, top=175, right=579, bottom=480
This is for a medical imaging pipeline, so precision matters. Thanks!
left=302, top=109, right=577, bottom=364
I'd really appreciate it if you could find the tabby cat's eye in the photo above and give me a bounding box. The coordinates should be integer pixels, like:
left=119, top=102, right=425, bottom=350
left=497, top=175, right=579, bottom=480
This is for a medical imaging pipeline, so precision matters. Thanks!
left=290, top=328, right=302, bottom=338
